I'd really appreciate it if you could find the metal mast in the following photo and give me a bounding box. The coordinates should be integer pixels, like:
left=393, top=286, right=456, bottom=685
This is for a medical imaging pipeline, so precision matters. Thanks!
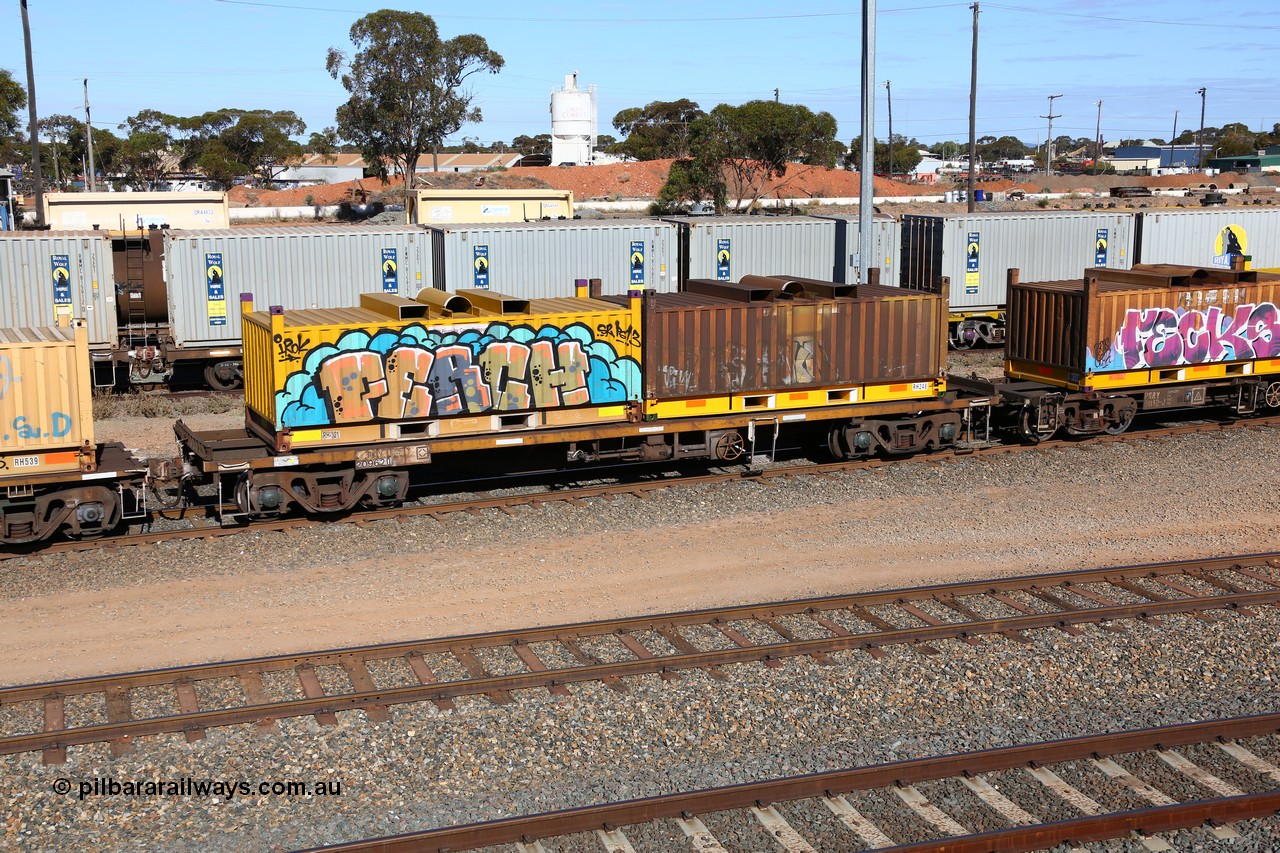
left=857, top=0, right=876, bottom=283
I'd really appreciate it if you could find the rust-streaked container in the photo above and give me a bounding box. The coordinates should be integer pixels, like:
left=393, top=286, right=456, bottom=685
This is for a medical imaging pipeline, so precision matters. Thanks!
left=241, top=288, right=644, bottom=446
left=634, top=279, right=948, bottom=399
left=1006, top=264, right=1280, bottom=389
left=0, top=321, right=95, bottom=475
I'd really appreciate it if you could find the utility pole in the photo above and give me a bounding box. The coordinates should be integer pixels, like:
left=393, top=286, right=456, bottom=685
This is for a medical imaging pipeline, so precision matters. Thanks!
left=84, top=79, right=97, bottom=191
left=50, top=127, right=59, bottom=187
left=967, top=2, right=978, bottom=213
left=885, top=80, right=893, bottom=180
left=857, top=0, right=876, bottom=284
left=1041, top=93, right=1063, bottom=177
left=1169, top=110, right=1178, bottom=172
left=20, top=0, right=44, bottom=227
left=1196, top=87, right=1206, bottom=170
left=773, top=87, right=779, bottom=103
left=1093, top=100, right=1102, bottom=175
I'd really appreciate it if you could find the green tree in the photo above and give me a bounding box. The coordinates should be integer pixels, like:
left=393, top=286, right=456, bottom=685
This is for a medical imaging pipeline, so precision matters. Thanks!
left=654, top=157, right=726, bottom=213
left=932, top=140, right=963, bottom=161
left=847, top=134, right=922, bottom=175
left=511, top=133, right=551, bottom=155
left=685, top=100, right=841, bottom=212
left=327, top=9, right=503, bottom=184
left=0, top=68, right=26, bottom=164
left=612, top=99, right=704, bottom=161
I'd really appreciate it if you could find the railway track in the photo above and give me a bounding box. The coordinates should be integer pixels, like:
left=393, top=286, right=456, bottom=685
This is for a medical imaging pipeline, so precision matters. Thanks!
left=7, top=414, right=1278, bottom=560
left=4, top=554, right=1278, bottom=765
left=297, top=713, right=1280, bottom=853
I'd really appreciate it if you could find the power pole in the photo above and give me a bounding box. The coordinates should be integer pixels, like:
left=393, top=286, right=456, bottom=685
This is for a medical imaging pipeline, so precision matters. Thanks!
left=1169, top=109, right=1179, bottom=172
left=20, top=0, right=44, bottom=227
left=967, top=2, right=978, bottom=213
left=773, top=87, right=779, bottom=103
left=84, top=79, right=97, bottom=191
left=885, top=80, right=893, bottom=180
left=857, top=0, right=877, bottom=284
left=1041, top=93, right=1063, bottom=177
left=1196, top=87, right=1206, bottom=170
left=1093, top=100, right=1102, bottom=175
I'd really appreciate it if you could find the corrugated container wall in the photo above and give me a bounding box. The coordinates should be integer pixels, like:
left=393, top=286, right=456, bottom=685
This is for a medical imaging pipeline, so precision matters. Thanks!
left=1007, top=266, right=1280, bottom=377
left=640, top=286, right=947, bottom=398
left=663, top=216, right=837, bottom=285
left=812, top=214, right=900, bottom=284
left=1135, top=208, right=1280, bottom=269
left=0, top=232, right=117, bottom=347
left=900, top=211, right=1137, bottom=311
left=164, top=226, right=432, bottom=348
left=430, top=219, right=677, bottom=297
left=0, top=322, right=95, bottom=468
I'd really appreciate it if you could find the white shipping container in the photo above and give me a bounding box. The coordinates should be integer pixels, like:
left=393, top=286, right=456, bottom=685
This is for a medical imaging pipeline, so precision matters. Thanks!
left=663, top=216, right=837, bottom=284
left=0, top=232, right=117, bottom=348
left=900, top=210, right=1138, bottom=311
left=430, top=219, right=678, bottom=297
left=811, top=213, right=900, bottom=284
left=164, top=225, right=432, bottom=348
left=1135, top=208, right=1280, bottom=269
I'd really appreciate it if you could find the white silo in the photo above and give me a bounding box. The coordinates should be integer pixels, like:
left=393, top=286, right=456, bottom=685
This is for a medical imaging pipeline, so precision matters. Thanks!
left=550, top=71, right=597, bottom=166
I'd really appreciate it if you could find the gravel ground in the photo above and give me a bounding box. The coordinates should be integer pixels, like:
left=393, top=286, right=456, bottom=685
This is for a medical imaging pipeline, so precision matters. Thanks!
left=3, top=611, right=1279, bottom=851
left=3, top=350, right=1280, bottom=849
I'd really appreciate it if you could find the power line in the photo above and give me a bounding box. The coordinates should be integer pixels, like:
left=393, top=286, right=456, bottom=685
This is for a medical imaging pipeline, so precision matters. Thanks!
left=983, top=3, right=1280, bottom=30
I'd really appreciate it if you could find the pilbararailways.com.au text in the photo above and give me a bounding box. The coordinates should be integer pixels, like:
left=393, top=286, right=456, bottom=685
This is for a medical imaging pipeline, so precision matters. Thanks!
left=52, top=777, right=343, bottom=800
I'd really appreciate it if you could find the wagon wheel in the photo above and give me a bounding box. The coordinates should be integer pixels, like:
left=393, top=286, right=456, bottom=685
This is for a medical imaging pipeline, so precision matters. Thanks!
left=1104, top=405, right=1135, bottom=435
left=1018, top=407, right=1044, bottom=445
left=204, top=361, right=242, bottom=391
left=1265, top=381, right=1280, bottom=409
left=714, top=431, right=746, bottom=462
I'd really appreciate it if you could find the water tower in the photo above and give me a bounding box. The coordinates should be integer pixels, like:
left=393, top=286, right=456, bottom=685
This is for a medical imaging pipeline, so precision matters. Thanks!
left=550, top=71, right=597, bottom=166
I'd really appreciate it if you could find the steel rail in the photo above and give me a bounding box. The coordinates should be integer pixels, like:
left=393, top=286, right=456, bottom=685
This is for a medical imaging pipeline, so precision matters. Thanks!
left=294, top=713, right=1280, bottom=852
left=7, top=417, right=1277, bottom=559
left=3, top=559, right=1277, bottom=758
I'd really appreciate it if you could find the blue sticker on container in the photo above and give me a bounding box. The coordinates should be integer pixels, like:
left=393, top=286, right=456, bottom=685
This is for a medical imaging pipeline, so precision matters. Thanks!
left=205, top=252, right=227, bottom=326
left=473, top=245, right=490, bottom=290
left=630, top=240, right=645, bottom=285
left=51, top=254, right=72, bottom=319
left=1095, top=228, right=1108, bottom=267
left=716, top=238, right=731, bottom=281
left=382, top=248, right=398, bottom=293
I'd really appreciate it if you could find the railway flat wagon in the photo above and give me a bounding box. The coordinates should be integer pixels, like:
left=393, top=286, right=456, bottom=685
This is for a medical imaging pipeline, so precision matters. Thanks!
left=158, top=225, right=432, bottom=387
left=0, top=320, right=143, bottom=542
left=626, top=276, right=958, bottom=459
left=999, top=263, right=1280, bottom=440
left=227, top=287, right=645, bottom=516
left=429, top=219, right=678, bottom=296
left=900, top=210, right=1137, bottom=348
left=1135, top=207, right=1280, bottom=269
left=0, top=232, right=117, bottom=357
left=662, top=216, right=837, bottom=287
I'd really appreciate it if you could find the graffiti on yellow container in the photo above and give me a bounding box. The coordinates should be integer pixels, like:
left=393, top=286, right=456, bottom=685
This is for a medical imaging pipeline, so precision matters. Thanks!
left=276, top=321, right=640, bottom=427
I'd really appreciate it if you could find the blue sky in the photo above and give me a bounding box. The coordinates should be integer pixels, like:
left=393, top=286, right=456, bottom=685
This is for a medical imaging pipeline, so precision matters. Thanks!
left=6, top=0, right=1280, bottom=151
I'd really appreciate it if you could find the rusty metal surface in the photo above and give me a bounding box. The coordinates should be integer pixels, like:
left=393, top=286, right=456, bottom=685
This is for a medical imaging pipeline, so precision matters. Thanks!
left=1007, top=263, right=1280, bottom=375
left=294, top=714, right=1280, bottom=852
left=641, top=287, right=947, bottom=398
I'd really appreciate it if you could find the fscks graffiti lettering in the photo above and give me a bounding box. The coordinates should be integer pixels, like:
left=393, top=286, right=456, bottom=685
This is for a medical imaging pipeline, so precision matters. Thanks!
left=276, top=321, right=641, bottom=427
left=1088, top=302, right=1280, bottom=371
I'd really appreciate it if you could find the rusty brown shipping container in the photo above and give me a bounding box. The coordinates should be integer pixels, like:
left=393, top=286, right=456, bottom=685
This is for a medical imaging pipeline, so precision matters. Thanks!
left=632, top=277, right=948, bottom=399
left=1006, top=264, right=1280, bottom=382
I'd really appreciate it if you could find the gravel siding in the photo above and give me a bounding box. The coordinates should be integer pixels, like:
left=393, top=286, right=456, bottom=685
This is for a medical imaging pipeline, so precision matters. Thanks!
left=4, top=611, right=1280, bottom=850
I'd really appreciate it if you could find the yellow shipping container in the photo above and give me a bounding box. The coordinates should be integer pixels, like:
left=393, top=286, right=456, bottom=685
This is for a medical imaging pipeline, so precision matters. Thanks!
left=407, top=188, right=573, bottom=225
left=0, top=321, right=95, bottom=475
left=43, top=191, right=230, bottom=232
left=242, top=288, right=642, bottom=442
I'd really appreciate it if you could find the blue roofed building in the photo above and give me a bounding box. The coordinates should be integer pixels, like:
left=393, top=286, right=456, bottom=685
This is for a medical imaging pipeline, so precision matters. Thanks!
left=1107, top=144, right=1205, bottom=173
